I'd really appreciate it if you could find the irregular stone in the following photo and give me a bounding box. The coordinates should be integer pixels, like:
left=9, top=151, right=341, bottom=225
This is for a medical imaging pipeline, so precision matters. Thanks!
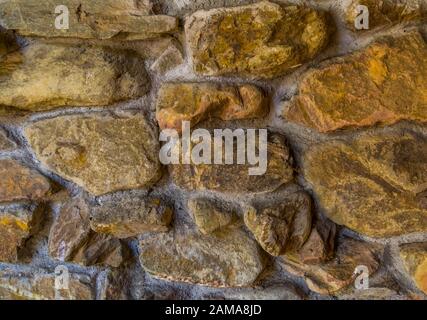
left=139, top=228, right=265, bottom=287
left=0, top=159, right=51, bottom=203
left=339, top=288, right=406, bottom=300
left=284, top=33, right=427, bottom=133
left=0, top=0, right=178, bottom=40
left=185, top=1, right=331, bottom=79
left=156, top=83, right=267, bottom=132
left=0, top=270, right=94, bottom=300
left=150, top=44, right=184, bottom=76
left=399, top=242, right=427, bottom=295
left=0, top=43, right=149, bottom=112
left=0, top=204, right=42, bottom=262
left=346, top=0, right=424, bottom=31
left=282, top=238, right=380, bottom=295
left=90, top=198, right=173, bottom=239
left=0, top=130, right=16, bottom=151
left=25, top=114, right=162, bottom=196
left=48, top=198, right=124, bottom=267
left=187, top=198, right=238, bottom=234
left=303, top=130, right=427, bottom=238
left=244, top=191, right=312, bottom=256
left=201, top=284, right=302, bottom=300
left=170, top=133, right=294, bottom=194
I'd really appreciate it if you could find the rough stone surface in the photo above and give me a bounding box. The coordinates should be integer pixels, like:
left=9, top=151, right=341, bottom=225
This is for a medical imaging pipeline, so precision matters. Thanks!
left=0, top=0, right=178, bottom=40
left=0, top=43, right=150, bottom=112
left=156, top=83, right=267, bottom=132
left=170, top=133, right=294, bottom=194
left=282, top=238, right=380, bottom=295
left=244, top=191, right=312, bottom=256
left=91, top=198, right=173, bottom=238
left=284, top=33, right=427, bottom=132
left=0, top=159, right=51, bottom=203
left=202, top=284, right=302, bottom=300
left=185, top=1, right=331, bottom=79
left=139, top=228, right=265, bottom=287
left=303, top=130, right=427, bottom=238
left=25, top=114, right=162, bottom=196
left=400, top=242, right=427, bottom=295
left=150, top=44, right=184, bottom=76
left=339, top=288, right=405, bottom=300
left=0, top=129, right=15, bottom=151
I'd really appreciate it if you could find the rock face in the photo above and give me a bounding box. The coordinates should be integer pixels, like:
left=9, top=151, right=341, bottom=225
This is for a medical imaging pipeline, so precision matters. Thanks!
left=156, top=83, right=267, bottom=132
left=0, top=0, right=178, bottom=40
left=170, top=134, right=294, bottom=194
left=244, top=191, right=312, bottom=256
left=400, top=242, right=427, bottom=295
left=25, top=114, right=162, bottom=196
left=284, top=33, right=427, bottom=132
left=346, top=0, right=424, bottom=30
left=0, top=43, right=149, bottom=112
left=0, top=270, right=94, bottom=300
left=139, top=228, right=265, bottom=287
left=0, top=159, right=51, bottom=203
left=0, top=130, right=15, bottom=151
left=282, top=238, right=380, bottom=294
left=185, top=1, right=331, bottom=79
left=48, top=198, right=124, bottom=267
left=91, top=198, right=173, bottom=238
left=187, top=198, right=238, bottom=234
left=0, top=204, right=41, bottom=262
left=304, top=131, right=427, bottom=238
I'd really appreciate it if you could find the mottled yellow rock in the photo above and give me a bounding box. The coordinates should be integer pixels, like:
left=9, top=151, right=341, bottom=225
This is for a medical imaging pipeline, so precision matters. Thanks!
left=139, top=228, right=265, bottom=287
left=0, top=130, right=15, bottom=151
left=0, top=43, right=149, bottom=112
left=185, top=1, right=331, bottom=79
left=0, top=159, right=51, bottom=203
left=25, top=114, right=162, bottom=196
left=400, top=242, right=427, bottom=295
left=0, top=0, right=178, bottom=40
left=284, top=33, right=427, bottom=132
left=303, top=131, right=427, bottom=238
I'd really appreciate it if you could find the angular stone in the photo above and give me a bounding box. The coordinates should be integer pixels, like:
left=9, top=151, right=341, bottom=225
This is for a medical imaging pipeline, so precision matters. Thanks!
left=0, top=159, right=51, bottom=203
left=156, top=83, right=267, bottom=132
left=399, top=242, right=427, bottom=295
left=0, top=204, right=42, bottom=262
left=90, top=198, right=173, bottom=239
left=346, top=0, right=424, bottom=31
left=244, top=191, right=312, bottom=256
left=187, top=198, right=238, bottom=234
left=0, top=130, right=16, bottom=151
left=0, top=43, right=150, bottom=112
left=185, top=1, right=331, bottom=79
left=150, top=44, right=184, bottom=76
left=282, top=238, right=380, bottom=295
left=303, top=130, right=427, bottom=238
left=170, top=133, right=294, bottom=194
left=0, top=270, right=94, bottom=300
left=48, top=198, right=124, bottom=267
left=284, top=33, right=427, bottom=133
left=0, top=0, right=178, bottom=40
left=25, top=114, right=162, bottom=196
left=139, top=228, right=265, bottom=287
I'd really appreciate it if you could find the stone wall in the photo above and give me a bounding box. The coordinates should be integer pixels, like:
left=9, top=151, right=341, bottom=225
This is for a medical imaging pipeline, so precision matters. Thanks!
left=0, top=0, right=426, bottom=300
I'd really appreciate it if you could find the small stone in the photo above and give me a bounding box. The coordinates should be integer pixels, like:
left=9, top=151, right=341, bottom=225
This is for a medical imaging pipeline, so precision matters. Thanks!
left=156, top=83, right=267, bottom=132
left=0, top=0, right=178, bottom=40
left=185, top=1, right=331, bottom=79
left=399, top=242, right=427, bottom=295
left=0, top=270, right=94, bottom=300
left=187, top=197, right=238, bottom=234
left=0, top=43, right=149, bottom=112
left=303, top=130, right=427, bottom=238
left=0, top=159, right=51, bottom=203
left=25, top=114, right=162, bottom=196
left=282, top=238, right=380, bottom=295
left=0, top=204, right=42, bottom=262
left=90, top=198, right=173, bottom=239
left=139, top=228, right=265, bottom=287
left=284, top=32, right=427, bottom=133
left=150, top=44, right=184, bottom=76
left=0, top=130, right=16, bottom=151
left=244, top=191, right=312, bottom=256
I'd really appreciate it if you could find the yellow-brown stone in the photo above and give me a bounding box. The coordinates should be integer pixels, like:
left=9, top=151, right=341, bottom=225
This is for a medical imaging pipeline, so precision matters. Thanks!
left=400, top=242, right=427, bottom=295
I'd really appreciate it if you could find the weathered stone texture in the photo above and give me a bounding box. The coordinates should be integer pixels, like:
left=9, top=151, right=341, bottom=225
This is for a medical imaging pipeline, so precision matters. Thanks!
left=284, top=33, right=427, bottom=132
left=0, top=130, right=15, bottom=151
left=185, top=1, right=331, bottom=79
left=25, top=114, right=161, bottom=196
left=400, top=242, right=427, bottom=295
